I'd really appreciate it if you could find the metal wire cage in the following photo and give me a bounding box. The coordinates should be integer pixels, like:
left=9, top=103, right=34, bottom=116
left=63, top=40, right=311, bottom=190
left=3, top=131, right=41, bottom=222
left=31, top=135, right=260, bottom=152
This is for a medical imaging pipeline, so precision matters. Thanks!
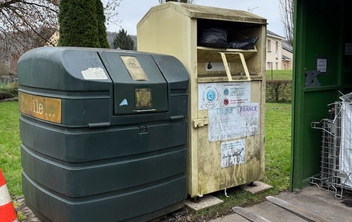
left=310, top=101, right=352, bottom=198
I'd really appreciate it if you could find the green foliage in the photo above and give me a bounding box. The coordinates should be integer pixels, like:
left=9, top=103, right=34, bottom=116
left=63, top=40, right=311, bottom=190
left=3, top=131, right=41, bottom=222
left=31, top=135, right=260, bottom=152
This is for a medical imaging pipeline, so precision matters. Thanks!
left=58, top=0, right=109, bottom=48
left=17, top=211, right=26, bottom=222
left=0, top=83, right=18, bottom=100
left=266, top=80, right=292, bottom=103
left=113, top=29, right=134, bottom=50
left=265, top=70, right=293, bottom=103
left=96, top=0, right=110, bottom=48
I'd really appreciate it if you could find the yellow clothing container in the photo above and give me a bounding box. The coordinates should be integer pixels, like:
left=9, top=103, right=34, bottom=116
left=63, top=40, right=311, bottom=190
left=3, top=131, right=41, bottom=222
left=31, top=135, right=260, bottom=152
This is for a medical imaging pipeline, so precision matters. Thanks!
left=137, top=2, right=267, bottom=198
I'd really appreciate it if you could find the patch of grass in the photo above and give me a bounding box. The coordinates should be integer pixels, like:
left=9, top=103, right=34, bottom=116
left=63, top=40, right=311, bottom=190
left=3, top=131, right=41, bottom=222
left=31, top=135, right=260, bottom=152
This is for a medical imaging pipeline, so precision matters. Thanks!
left=264, top=103, right=291, bottom=190
left=266, top=70, right=292, bottom=80
left=0, top=101, right=22, bottom=196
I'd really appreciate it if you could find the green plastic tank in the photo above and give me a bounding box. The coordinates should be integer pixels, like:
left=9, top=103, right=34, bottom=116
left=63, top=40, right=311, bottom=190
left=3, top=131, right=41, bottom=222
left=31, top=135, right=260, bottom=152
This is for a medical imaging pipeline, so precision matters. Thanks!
left=18, top=47, right=189, bottom=222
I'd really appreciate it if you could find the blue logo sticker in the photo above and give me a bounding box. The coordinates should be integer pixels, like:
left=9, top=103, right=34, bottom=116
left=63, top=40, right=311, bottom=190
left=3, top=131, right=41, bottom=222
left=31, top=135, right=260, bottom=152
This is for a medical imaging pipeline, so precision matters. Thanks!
left=207, top=90, right=216, bottom=102
left=224, top=88, right=229, bottom=96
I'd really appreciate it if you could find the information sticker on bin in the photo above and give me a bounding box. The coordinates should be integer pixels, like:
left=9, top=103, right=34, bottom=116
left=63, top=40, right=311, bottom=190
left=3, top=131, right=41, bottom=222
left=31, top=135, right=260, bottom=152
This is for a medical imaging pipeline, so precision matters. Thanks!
left=19, top=92, right=62, bottom=123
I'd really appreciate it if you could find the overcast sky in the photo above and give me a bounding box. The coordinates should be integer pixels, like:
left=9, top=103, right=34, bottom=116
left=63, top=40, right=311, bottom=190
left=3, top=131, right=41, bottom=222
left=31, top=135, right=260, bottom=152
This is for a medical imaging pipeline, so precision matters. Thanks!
left=107, top=0, right=285, bottom=38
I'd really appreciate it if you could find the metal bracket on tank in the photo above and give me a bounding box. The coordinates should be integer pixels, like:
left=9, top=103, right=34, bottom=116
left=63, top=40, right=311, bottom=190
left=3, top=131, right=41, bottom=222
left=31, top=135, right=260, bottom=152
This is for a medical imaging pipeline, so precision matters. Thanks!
left=305, top=70, right=321, bottom=87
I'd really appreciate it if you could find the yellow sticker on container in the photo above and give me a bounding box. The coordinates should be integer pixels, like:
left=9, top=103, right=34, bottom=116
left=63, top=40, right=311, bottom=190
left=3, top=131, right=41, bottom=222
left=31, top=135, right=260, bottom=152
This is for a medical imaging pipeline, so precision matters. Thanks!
left=121, top=56, right=148, bottom=81
left=135, top=88, right=152, bottom=108
left=19, top=92, right=62, bottom=123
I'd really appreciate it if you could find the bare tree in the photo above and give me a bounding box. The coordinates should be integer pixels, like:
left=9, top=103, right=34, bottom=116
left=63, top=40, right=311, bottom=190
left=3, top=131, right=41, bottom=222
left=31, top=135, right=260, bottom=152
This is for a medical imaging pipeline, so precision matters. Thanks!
left=0, top=0, right=58, bottom=57
left=279, top=0, right=294, bottom=46
left=0, top=0, right=122, bottom=57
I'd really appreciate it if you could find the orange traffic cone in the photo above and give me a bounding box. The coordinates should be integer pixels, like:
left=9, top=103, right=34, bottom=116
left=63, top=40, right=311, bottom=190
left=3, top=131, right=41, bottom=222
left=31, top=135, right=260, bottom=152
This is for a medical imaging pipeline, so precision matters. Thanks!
left=0, top=169, right=18, bottom=222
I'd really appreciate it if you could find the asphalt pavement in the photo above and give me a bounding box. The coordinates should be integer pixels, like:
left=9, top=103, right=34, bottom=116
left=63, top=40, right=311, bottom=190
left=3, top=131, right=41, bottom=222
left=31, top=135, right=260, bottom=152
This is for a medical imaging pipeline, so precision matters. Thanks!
left=16, top=184, right=352, bottom=222
left=209, top=185, right=352, bottom=222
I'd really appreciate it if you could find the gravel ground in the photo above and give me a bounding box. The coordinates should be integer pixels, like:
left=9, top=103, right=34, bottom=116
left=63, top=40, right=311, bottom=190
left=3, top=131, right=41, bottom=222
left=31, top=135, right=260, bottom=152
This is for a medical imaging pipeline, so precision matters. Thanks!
left=14, top=197, right=190, bottom=222
left=15, top=197, right=42, bottom=222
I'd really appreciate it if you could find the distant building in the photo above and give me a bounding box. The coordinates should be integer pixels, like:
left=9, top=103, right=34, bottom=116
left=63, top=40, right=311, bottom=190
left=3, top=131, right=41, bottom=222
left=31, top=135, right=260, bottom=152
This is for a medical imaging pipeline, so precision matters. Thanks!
left=45, top=30, right=59, bottom=47
left=282, top=40, right=293, bottom=70
left=266, top=30, right=293, bottom=70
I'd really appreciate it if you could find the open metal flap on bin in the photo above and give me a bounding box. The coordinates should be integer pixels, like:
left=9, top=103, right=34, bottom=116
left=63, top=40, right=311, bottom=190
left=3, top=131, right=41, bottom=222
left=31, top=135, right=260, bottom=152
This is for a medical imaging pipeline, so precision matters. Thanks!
left=99, top=51, right=168, bottom=115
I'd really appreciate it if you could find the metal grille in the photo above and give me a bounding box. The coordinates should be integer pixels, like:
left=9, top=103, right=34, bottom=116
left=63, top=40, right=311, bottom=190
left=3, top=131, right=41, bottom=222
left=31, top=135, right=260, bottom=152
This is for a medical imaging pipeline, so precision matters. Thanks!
left=310, top=102, right=352, bottom=198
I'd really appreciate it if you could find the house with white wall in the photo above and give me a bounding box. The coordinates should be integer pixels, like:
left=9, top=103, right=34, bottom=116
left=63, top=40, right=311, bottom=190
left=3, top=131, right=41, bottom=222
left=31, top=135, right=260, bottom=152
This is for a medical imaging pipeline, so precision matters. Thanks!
left=282, top=40, right=293, bottom=70
left=266, top=30, right=293, bottom=70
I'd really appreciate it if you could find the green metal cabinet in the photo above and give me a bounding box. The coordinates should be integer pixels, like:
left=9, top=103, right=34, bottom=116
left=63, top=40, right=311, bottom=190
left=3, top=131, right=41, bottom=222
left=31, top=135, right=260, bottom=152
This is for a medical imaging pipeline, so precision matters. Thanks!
left=291, top=0, right=352, bottom=190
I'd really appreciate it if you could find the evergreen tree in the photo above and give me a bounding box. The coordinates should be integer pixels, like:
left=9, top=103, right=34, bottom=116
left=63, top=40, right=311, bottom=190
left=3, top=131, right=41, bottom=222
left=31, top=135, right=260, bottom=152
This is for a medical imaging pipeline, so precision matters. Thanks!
left=113, top=29, right=134, bottom=50
left=58, top=0, right=100, bottom=47
left=96, top=0, right=110, bottom=48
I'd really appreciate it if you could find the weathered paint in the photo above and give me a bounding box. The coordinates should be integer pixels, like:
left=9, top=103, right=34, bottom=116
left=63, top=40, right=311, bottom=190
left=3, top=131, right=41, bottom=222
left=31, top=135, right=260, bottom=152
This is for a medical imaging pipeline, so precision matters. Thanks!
left=291, top=0, right=352, bottom=190
left=138, top=2, right=266, bottom=197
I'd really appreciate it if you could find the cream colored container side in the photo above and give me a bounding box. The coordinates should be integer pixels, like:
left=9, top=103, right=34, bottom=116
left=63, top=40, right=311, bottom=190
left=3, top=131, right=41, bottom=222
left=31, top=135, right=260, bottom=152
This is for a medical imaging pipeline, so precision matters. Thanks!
left=138, top=4, right=200, bottom=197
left=137, top=2, right=267, bottom=198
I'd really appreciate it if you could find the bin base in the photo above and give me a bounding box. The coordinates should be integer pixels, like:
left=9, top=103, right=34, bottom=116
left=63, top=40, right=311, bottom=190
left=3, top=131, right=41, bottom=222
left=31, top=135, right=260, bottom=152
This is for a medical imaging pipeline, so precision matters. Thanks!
left=22, top=173, right=186, bottom=222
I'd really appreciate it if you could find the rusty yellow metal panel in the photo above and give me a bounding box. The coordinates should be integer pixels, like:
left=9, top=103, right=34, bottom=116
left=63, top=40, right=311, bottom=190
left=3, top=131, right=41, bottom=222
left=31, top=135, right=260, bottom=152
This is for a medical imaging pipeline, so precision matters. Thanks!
left=18, top=92, right=62, bottom=123
left=135, top=88, right=152, bottom=108
left=138, top=2, right=266, bottom=25
left=138, top=3, right=199, bottom=196
left=195, top=81, right=265, bottom=196
left=137, top=2, right=266, bottom=198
